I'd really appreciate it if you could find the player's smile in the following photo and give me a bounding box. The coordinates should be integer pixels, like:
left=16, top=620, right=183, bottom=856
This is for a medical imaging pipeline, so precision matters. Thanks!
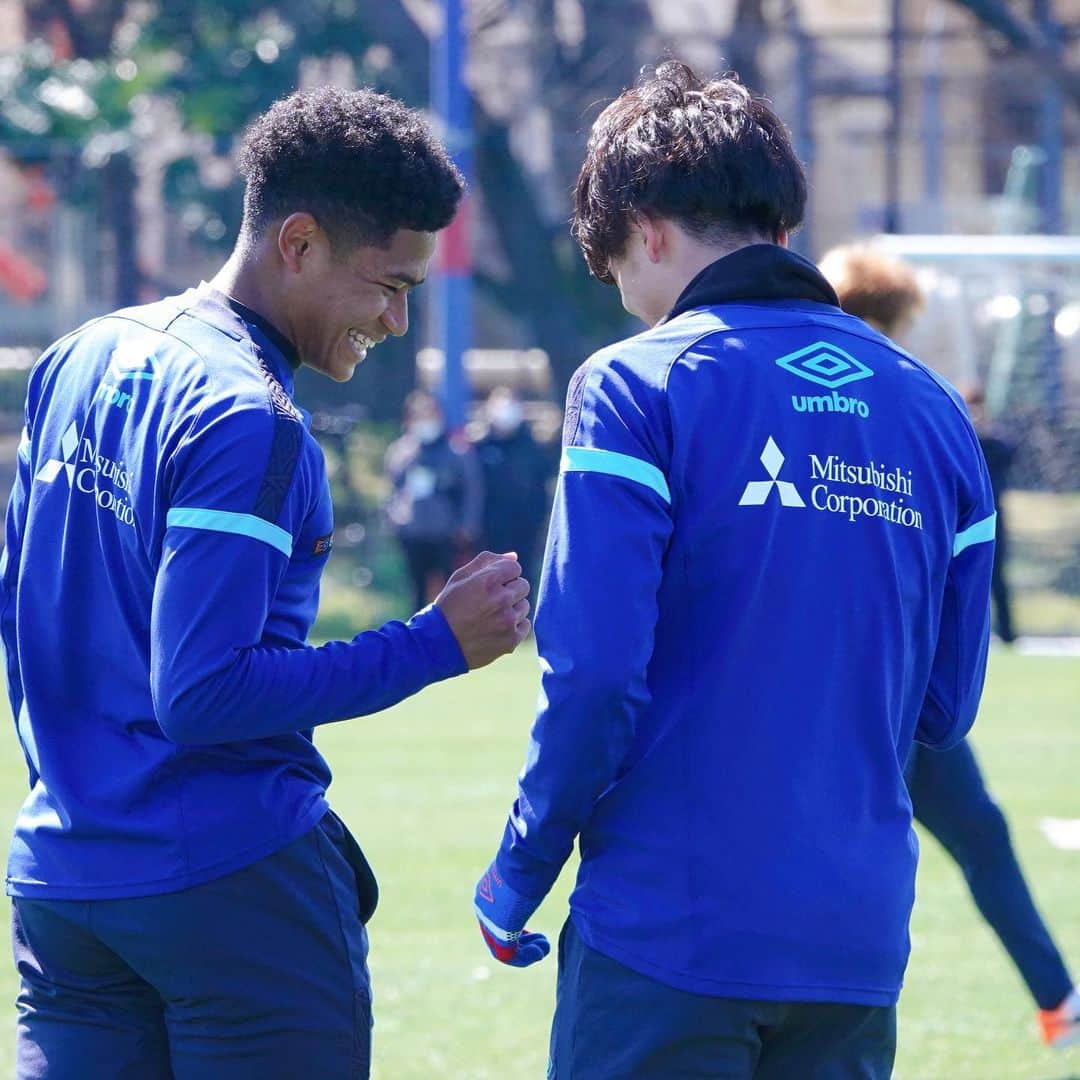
left=346, top=328, right=376, bottom=363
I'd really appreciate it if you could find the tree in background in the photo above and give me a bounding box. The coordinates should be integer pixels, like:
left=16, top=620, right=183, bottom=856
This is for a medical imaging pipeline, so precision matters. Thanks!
left=0, top=0, right=649, bottom=408
left=5, top=0, right=1073, bottom=407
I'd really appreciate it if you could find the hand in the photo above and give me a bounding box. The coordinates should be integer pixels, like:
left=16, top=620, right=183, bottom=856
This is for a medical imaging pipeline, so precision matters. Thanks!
left=474, top=860, right=550, bottom=968
left=435, top=552, right=531, bottom=669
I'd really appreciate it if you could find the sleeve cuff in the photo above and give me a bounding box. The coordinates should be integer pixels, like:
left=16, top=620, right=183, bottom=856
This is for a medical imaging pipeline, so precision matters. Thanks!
left=406, top=603, right=468, bottom=682
left=495, top=818, right=564, bottom=902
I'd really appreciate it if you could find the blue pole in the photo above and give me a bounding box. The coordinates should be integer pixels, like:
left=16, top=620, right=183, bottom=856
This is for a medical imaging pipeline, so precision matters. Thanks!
left=431, top=0, right=472, bottom=429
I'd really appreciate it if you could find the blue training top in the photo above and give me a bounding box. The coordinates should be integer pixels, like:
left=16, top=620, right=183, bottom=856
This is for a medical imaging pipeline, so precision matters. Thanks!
left=495, top=246, right=995, bottom=1007
left=2, top=285, right=465, bottom=900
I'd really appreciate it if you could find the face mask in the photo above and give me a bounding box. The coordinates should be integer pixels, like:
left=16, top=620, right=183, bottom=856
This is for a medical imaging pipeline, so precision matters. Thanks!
left=490, top=401, right=523, bottom=434
left=410, top=419, right=443, bottom=444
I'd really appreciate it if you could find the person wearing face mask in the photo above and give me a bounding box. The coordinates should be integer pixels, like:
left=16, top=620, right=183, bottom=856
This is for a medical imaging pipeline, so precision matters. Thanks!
left=1, top=87, right=531, bottom=1079
left=474, top=386, right=555, bottom=590
left=385, top=389, right=484, bottom=614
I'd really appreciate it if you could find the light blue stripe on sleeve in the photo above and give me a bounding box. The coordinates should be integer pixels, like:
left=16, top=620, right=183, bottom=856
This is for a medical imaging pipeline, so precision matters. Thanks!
left=167, top=507, right=292, bottom=557
left=561, top=446, right=671, bottom=504
left=17, top=429, right=29, bottom=464
left=953, top=511, right=997, bottom=557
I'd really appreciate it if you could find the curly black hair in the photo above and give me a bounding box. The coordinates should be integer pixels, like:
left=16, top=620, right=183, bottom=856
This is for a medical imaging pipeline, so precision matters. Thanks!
left=572, top=61, right=806, bottom=284
left=238, top=86, right=464, bottom=252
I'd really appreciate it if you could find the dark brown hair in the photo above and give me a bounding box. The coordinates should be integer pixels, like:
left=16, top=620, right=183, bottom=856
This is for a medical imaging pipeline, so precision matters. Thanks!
left=572, top=60, right=806, bottom=283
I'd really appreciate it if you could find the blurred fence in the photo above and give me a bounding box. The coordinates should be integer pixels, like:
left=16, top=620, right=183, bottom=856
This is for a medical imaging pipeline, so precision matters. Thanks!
left=0, top=152, right=113, bottom=345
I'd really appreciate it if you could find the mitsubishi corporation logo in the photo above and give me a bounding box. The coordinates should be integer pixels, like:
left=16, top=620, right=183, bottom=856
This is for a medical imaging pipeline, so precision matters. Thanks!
left=35, top=422, right=79, bottom=485
left=776, top=342, right=873, bottom=389
left=738, top=437, right=806, bottom=508
left=34, top=421, right=136, bottom=527
left=737, top=440, right=925, bottom=532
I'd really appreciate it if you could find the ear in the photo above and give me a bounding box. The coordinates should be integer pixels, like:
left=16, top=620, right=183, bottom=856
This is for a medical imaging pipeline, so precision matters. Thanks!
left=277, top=212, right=322, bottom=273
left=636, top=214, right=665, bottom=264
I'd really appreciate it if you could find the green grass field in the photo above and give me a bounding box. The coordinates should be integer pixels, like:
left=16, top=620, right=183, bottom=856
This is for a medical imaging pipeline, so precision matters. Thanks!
left=0, top=645, right=1075, bottom=1077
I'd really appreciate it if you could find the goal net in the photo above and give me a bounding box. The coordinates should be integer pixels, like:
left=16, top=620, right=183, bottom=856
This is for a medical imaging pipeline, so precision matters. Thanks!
left=871, top=234, right=1079, bottom=639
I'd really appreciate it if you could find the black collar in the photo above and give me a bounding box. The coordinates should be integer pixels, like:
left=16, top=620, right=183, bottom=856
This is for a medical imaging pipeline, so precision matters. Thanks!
left=665, top=244, right=840, bottom=322
left=207, top=288, right=302, bottom=371
left=196, top=287, right=300, bottom=371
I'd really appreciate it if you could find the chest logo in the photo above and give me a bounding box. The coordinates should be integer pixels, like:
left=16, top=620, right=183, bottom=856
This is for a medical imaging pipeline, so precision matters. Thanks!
left=738, top=437, right=805, bottom=508
left=776, top=341, right=873, bottom=389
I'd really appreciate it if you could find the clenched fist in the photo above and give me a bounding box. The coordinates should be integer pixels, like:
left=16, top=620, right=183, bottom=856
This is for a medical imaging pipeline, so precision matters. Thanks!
left=435, top=551, right=531, bottom=669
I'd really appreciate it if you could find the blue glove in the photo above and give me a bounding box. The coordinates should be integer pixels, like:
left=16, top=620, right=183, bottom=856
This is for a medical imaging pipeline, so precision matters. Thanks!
left=474, top=860, right=550, bottom=968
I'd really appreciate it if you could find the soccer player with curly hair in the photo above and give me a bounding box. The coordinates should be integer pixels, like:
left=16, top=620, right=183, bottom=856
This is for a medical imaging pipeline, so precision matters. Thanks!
left=3, top=87, right=530, bottom=1078
left=473, top=62, right=995, bottom=1077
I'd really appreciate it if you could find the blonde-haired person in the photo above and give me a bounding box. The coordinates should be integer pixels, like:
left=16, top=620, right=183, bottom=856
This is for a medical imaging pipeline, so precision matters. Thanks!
left=822, top=243, right=1079, bottom=1050
left=818, top=244, right=924, bottom=335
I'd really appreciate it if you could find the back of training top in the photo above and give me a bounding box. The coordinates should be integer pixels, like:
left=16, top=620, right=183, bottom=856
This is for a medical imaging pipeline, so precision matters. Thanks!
left=495, top=246, right=995, bottom=1006
left=1, top=286, right=464, bottom=900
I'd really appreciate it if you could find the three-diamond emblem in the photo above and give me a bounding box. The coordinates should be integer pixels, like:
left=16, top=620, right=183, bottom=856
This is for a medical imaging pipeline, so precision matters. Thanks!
left=738, top=437, right=805, bottom=507
left=775, top=341, right=873, bottom=389
left=35, top=422, right=80, bottom=485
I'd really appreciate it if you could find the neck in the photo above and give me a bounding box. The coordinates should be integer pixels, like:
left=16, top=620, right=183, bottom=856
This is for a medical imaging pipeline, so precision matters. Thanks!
left=209, top=241, right=293, bottom=343
left=644, top=237, right=770, bottom=326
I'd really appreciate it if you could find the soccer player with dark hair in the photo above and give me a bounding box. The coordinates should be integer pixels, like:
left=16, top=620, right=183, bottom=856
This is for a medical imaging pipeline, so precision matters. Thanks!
left=822, top=242, right=1080, bottom=1050
left=473, top=62, right=995, bottom=1076
left=2, top=86, right=531, bottom=1078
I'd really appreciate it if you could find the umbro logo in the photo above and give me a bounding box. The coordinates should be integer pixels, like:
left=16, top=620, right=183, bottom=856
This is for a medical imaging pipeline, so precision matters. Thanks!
left=98, top=341, right=157, bottom=414
left=738, top=437, right=805, bottom=508
left=775, top=341, right=873, bottom=390
left=108, top=341, right=157, bottom=384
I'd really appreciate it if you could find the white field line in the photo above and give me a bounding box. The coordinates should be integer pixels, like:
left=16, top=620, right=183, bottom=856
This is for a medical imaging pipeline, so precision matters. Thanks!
left=1012, top=637, right=1080, bottom=657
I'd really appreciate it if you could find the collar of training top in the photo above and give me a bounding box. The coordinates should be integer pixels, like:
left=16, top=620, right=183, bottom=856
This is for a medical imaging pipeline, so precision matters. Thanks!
left=221, top=293, right=302, bottom=373
left=664, top=243, right=840, bottom=322
left=190, top=283, right=302, bottom=397
left=201, top=287, right=302, bottom=372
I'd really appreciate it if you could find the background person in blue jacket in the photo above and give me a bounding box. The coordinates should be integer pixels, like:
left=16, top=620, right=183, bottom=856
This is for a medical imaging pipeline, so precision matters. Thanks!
left=821, top=242, right=1079, bottom=1050
left=474, top=61, right=996, bottom=1078
left=2, top=87, right=531, bottom=1080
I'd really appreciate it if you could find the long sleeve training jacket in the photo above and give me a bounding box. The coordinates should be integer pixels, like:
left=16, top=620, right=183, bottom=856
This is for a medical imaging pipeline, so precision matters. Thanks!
left=2, top=286, right=465, bottom=899
left=495, top=245, right=995, bottom=1006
